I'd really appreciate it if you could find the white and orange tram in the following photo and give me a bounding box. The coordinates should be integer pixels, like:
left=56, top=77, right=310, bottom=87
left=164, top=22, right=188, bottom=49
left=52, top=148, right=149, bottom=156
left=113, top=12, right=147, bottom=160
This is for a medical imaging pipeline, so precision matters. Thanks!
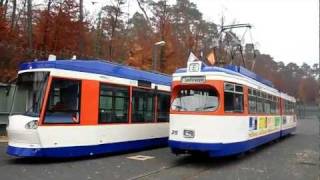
left=169, top=61, right=297, bottom=157
left=7, top=60, right=171, bottom=157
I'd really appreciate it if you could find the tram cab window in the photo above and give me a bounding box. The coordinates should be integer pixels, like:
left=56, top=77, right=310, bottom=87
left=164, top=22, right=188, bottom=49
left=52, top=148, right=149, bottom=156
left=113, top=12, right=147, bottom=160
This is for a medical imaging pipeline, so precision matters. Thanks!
left=44, top=79, right=81, bottom=124
left=132, top=88, right=154, bottom=123
left=171, top=87, right=219, bottom=112
left=224, top=83, right=243, bottom=112
left=157, top=92, right=170, bottom=122
left=99, top=84, right=129, bottom=123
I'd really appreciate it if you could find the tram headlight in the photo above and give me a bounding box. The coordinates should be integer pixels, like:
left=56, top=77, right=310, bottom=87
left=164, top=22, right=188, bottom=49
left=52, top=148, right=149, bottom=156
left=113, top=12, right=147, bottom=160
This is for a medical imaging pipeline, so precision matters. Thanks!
left=25, top=120, right=38, bottom=129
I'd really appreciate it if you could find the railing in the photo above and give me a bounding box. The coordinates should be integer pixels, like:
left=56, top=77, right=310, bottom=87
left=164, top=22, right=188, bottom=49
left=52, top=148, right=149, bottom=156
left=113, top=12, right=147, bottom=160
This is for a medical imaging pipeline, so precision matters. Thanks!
left=0, top=84, right=14, bottom=136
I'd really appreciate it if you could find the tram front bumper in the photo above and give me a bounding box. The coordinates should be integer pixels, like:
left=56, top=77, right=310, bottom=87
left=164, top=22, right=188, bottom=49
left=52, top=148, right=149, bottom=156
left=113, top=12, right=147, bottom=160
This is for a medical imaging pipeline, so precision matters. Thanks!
left=168, top=140, right=248, bottom=157
left=169, top=140, right=223, bottom=151
left=7, top=145, right=43, bottom=157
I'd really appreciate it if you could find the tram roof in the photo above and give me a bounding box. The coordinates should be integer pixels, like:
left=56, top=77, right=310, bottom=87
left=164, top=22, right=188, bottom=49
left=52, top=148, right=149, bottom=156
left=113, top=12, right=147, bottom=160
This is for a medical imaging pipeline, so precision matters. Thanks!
left=19, top=60, right=172, bottom=86
left=175, top=64, right=274, bottom=88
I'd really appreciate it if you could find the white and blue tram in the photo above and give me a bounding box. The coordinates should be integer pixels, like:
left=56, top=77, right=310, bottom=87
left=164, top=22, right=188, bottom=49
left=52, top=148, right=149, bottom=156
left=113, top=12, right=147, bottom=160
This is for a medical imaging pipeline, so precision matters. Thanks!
left=7, top=60, right=171, bottom=158
left=169, top=60, right=297, bottom=157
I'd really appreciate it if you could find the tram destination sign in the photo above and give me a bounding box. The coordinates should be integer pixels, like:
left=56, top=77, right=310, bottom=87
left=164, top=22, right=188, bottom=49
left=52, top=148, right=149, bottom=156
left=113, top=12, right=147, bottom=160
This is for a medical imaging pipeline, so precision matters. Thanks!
left=181, top=76, right=205, bottom=84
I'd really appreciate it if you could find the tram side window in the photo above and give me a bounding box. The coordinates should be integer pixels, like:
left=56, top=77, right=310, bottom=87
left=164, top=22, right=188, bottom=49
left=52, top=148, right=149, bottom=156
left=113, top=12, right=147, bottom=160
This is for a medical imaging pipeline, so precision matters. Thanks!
left=99, top=84, right=129, bottom=123
left=248, top=88, right=257, bottom=113
left=285, top=101, right=295, bottom=114
left=263, top=93, right=271, bottom=114
left=270, top=96, right=276, bottom=114
left=256, top=91, right=264, bottom=113
left=224, top=83, right=244, bottom=112
left=157, top=92, right=170, bottom=122
left=44, top=79, right=81, bottom=124
left=276, top=98, right=280, bottom=114
left=132, top=88, right=154, bottom=123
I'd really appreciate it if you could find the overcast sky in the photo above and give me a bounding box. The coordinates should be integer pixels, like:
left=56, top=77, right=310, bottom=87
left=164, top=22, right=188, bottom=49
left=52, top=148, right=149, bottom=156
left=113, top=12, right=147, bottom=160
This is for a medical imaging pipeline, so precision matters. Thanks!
left=85, top=0, right=319, bottom=66
left=190, top=0, right=319, bottom=66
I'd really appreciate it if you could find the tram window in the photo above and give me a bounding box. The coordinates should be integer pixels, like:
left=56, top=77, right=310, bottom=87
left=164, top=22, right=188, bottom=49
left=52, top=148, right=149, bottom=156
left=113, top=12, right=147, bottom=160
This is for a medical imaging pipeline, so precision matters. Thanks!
left=276, top=98, right=280, bottom=113
left=44, top=79, right=81, bottom=124
left=253, top=89, right=257, bottom=96
left=257, top=97, right=264, bottom=113
left=99, top=84, right=129, bottom=123
left=132, top=88, right=154, bottom=123
left=224, top=83, right=243, bottom=112
left=270, top=100, right=276, bottom=114
left=157, top=92, right=170, bottom=122
left=171, top=88, right=219, bottom=112
left=249, top=96, right=257, bottom=113
left=264, top=99, right=270, bottom=114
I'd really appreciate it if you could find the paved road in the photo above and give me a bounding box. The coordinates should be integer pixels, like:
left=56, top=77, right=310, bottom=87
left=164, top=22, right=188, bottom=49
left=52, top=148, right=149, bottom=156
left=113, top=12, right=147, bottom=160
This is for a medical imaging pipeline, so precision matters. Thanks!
left=0, top=117, right=319, bottom=180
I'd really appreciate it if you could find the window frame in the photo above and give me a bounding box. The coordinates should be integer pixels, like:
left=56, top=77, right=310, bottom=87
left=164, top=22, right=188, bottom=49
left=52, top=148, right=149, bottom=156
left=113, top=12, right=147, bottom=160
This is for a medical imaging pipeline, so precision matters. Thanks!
left=171, top=85, right=220, bottom=113
left=43, top=77, right=82, bottom=125
left=131, top=87, right=156, bottom=123
left=248, top=88, right=257, bottom=114
left=98, top=83, right=130, bottom=124
left=156, top=90, right=171, bottom=123
left=224, top=82, right=244, bottom=113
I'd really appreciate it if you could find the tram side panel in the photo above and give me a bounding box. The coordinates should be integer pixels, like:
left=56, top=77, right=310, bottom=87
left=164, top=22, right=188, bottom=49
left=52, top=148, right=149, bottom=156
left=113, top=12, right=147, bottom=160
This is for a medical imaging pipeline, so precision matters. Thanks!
left=169, top=81, right=287, bottom=157
left=36, top=78, right=169, bottom=157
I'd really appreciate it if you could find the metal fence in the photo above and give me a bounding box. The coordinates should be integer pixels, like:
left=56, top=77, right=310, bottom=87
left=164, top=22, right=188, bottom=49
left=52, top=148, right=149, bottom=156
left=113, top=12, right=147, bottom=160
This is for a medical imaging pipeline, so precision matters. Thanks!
left=296, top=104, right=320, bottom=119
left=0, top=84, right=14, bottom=135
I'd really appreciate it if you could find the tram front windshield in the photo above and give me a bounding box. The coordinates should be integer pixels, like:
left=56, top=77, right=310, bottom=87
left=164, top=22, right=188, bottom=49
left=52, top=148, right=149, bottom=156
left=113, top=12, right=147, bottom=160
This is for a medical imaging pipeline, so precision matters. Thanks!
left=171, top=88, right=219, bottom=112
left=10, top=72, right=49, bottom=116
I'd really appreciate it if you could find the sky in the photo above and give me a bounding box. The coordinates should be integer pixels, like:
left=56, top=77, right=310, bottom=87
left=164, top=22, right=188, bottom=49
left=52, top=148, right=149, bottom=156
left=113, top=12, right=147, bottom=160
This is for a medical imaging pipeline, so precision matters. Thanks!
left=85, top=0, right=319, bottom=66
left=190, top=0, right=319, bottom=66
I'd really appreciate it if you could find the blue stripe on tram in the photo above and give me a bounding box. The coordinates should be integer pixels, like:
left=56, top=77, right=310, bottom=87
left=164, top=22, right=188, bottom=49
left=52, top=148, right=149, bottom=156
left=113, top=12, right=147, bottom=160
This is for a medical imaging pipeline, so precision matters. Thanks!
left=169, top=127, right=296, bottom=157
left=7, top=137, right=168, bottom=158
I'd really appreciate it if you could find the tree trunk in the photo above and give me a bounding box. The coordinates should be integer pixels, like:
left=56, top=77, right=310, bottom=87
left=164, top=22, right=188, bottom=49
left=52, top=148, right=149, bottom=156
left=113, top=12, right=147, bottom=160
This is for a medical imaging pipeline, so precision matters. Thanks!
left=3, top=0, right=8, bottom=18
left=27, top=0, right=32, bottom=51
left=15, top=0, right=27, bottom=30
left=95, top=11, right=102, bottom=58
left=78, top=0, right=84, bottom=57
left=41, top=0, right=52, bottom=53
left=136, top=0, right=150, bottom=24
left=10, top=0, right=17, bottom=31
left=109, top=3, right=121, bottom=60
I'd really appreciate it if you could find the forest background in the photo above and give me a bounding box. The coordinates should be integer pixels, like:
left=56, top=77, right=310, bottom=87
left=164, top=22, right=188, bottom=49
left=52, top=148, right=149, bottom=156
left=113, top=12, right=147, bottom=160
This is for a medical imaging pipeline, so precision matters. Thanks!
left=0, top=0, right=319, bottom=104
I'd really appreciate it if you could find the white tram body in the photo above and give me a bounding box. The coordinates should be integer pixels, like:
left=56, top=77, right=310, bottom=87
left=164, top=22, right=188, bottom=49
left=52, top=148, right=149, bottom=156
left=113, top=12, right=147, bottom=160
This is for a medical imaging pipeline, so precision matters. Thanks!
left=7, top=60, right=171, bottom=158
left=169, top=61, right=297, bottom=157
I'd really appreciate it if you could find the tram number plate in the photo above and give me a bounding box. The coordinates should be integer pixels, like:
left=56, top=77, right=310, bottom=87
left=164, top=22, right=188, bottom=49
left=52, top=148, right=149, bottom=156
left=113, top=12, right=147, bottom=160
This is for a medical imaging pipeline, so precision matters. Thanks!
left=183, top=129, right=195, bottom=138
left=181, top=76, right=205, bottom=84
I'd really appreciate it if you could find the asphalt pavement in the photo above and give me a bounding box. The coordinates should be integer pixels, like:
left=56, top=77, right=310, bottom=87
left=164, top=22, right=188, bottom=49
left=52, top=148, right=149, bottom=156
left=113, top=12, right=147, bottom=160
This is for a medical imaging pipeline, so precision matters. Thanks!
left=0, top=116, right=319, bottom=180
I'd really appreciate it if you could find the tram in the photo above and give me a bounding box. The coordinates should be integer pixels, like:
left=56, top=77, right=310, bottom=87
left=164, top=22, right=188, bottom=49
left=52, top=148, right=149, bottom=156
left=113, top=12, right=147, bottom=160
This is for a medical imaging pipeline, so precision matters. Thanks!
left=169, top=60, right=297, bottom=157
left=7, top=60, right=171, bottom=158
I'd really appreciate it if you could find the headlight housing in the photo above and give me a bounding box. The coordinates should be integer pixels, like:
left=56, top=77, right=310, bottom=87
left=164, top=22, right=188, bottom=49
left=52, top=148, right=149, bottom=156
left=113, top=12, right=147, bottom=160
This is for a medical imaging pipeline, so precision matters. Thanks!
left=25, top=120, right=38, bottom=129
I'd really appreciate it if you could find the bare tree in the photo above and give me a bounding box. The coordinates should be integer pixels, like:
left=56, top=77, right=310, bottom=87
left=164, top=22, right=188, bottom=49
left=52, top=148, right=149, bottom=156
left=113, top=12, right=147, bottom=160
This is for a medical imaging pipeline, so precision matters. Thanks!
left=78, top=0, right=84, bottom=56
left=10, top=0, right=17, bottom=31
left=27, top=0, right=32, bottom=51
left=104, top=0, right=126, bottom=59
left=136, top=0, right=150, bottom=24
left=41, top=0, right=53, bottom=52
